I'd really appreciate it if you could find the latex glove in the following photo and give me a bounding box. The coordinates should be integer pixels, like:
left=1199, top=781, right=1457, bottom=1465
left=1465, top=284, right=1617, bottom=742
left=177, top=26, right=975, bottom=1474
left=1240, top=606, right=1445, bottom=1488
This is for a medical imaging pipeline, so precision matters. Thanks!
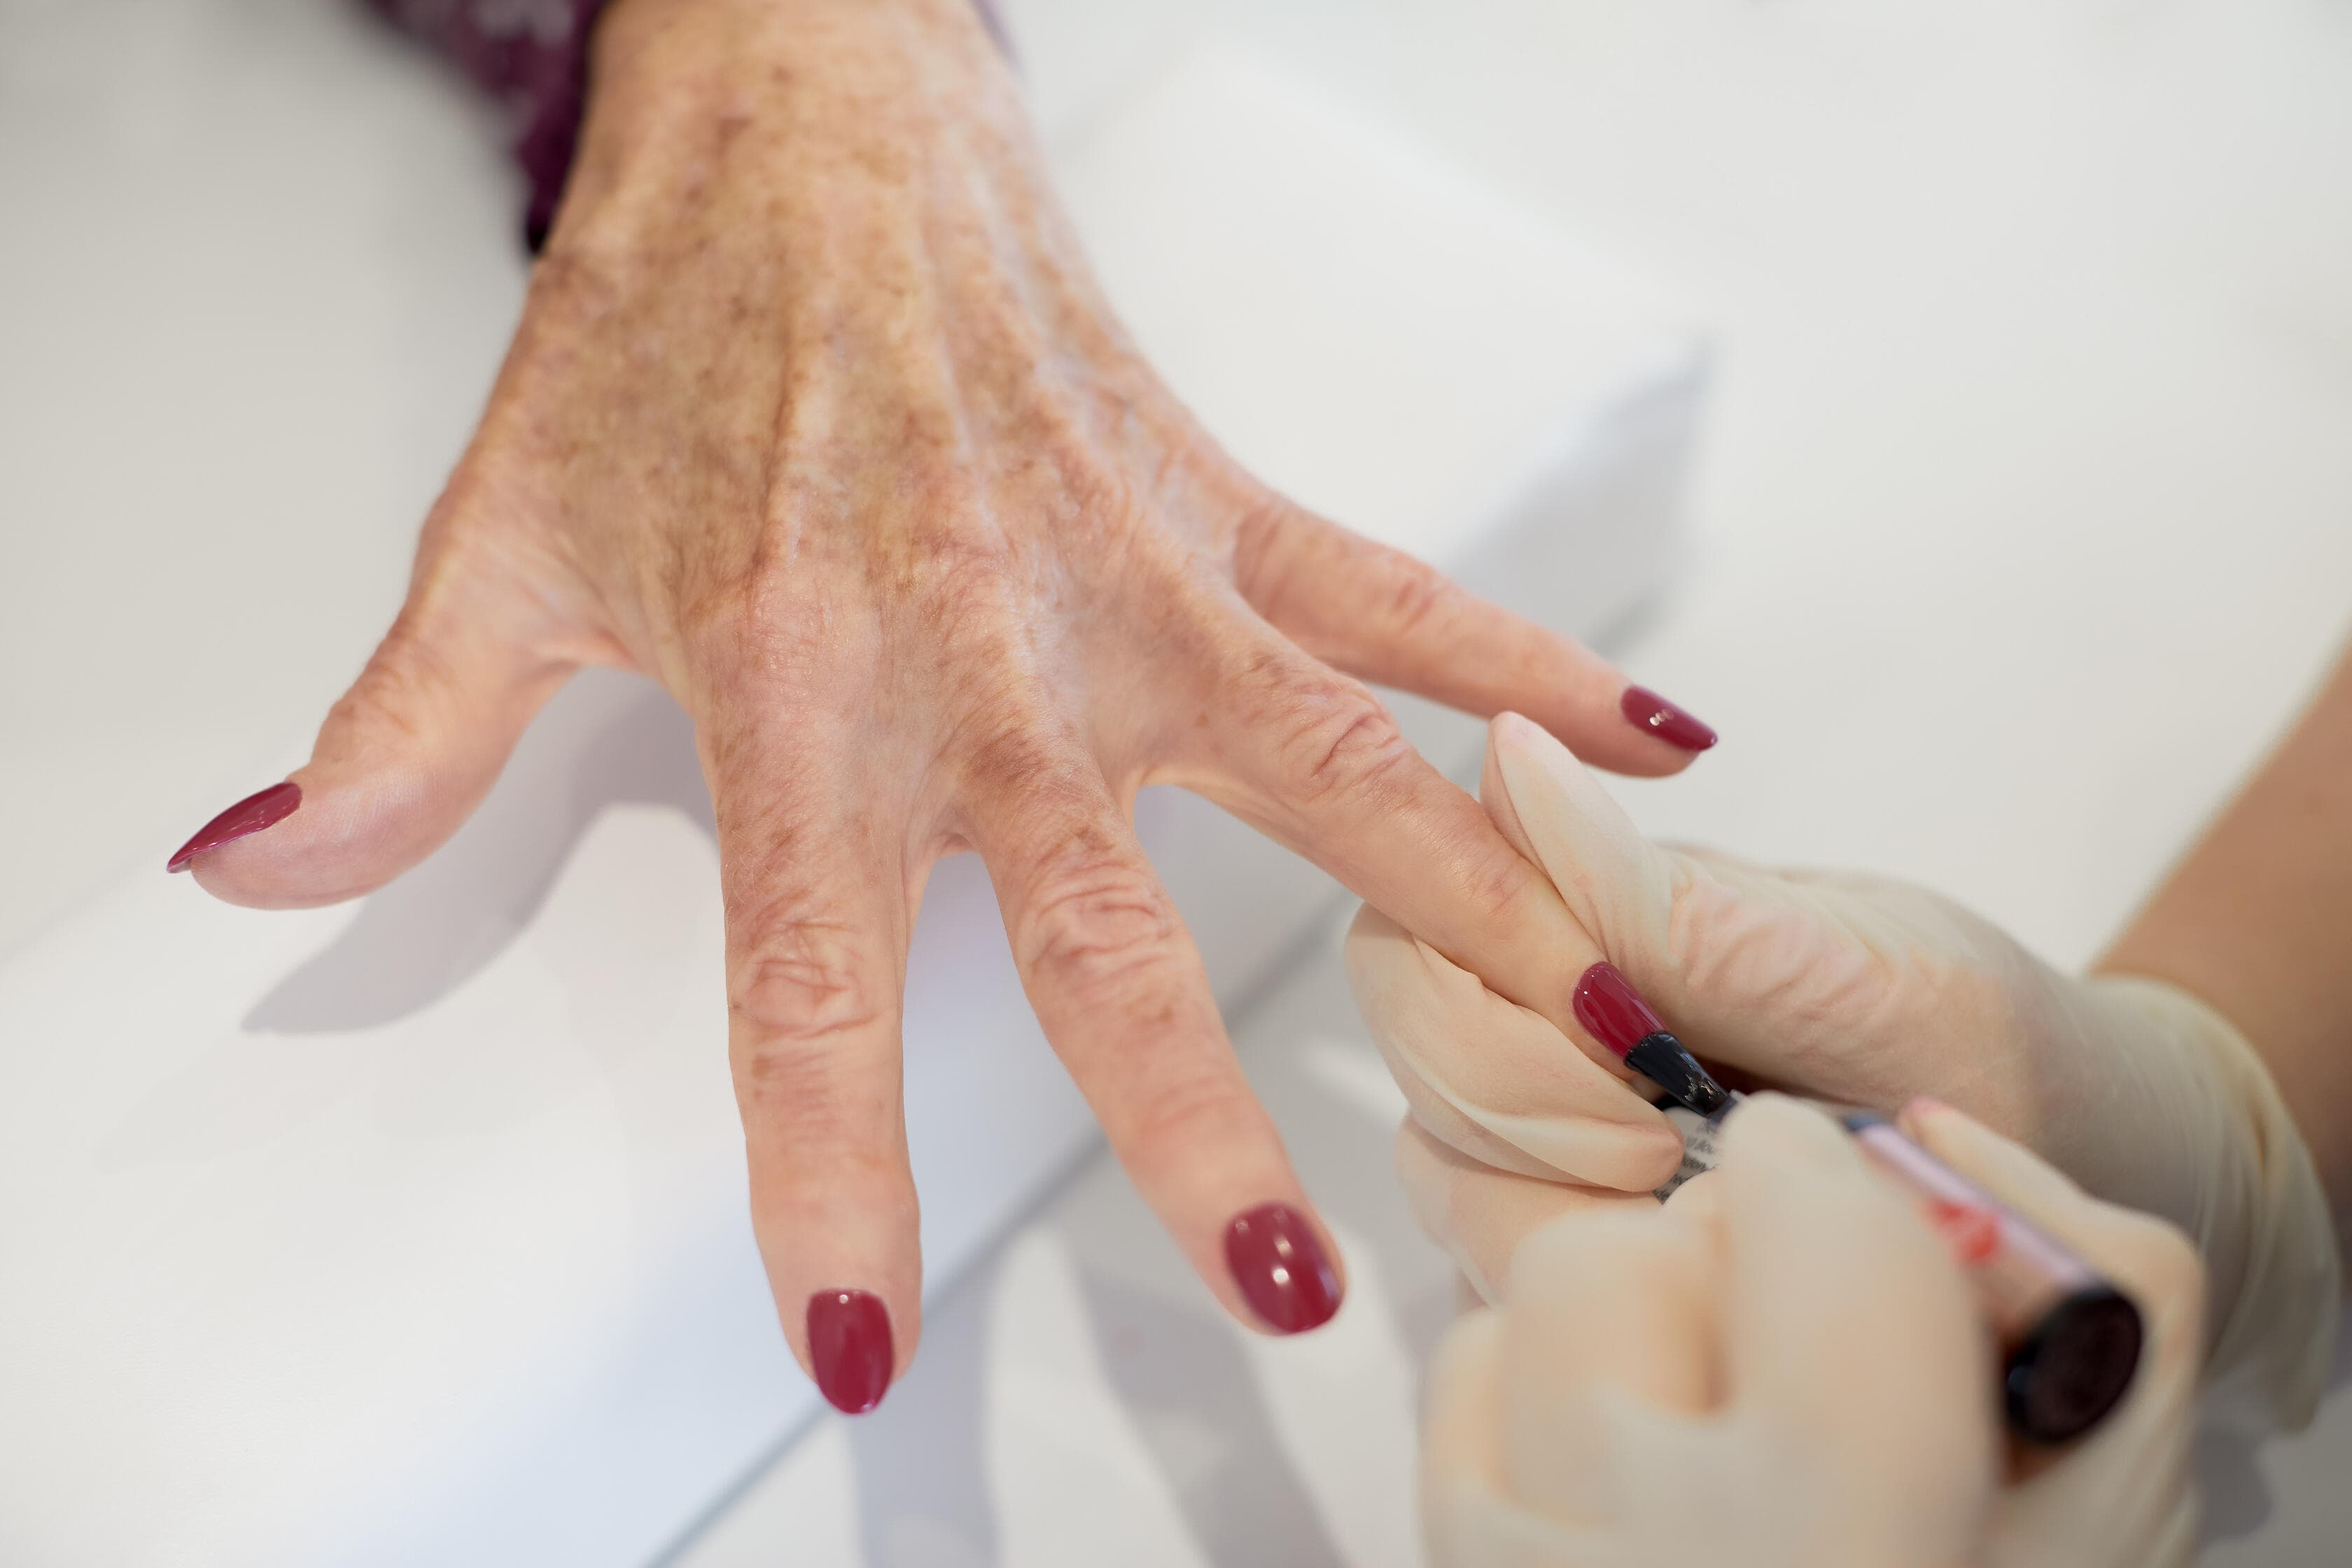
left=164, top=0, right=1717, bottom=1404
left=1347, top=714, right=2338, bottom=1429
left=1422, top=1096, right=2207, bottom=1568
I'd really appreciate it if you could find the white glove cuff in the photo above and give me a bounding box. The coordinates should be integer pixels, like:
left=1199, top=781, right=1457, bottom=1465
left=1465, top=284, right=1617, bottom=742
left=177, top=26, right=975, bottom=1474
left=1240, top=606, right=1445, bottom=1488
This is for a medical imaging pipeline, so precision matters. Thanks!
left=2077, top=975, right=2342, bottom=1430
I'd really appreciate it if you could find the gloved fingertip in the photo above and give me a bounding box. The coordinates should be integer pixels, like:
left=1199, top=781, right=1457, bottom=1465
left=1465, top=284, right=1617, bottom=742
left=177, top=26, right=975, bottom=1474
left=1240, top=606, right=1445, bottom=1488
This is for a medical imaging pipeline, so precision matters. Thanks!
left=1478, top=718, right=1541, bottom=863
left=1894, top=1095, right=1954, bottom=1139
left=1719, top=1091, right=1859, bottom=1175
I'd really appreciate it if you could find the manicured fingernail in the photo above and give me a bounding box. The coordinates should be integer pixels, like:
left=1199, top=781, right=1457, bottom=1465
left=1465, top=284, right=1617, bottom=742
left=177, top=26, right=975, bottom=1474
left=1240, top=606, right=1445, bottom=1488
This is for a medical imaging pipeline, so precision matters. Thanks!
left=166, top=782, right=302, bottom=873
left=1620, top=685, right=1717, bottom=752
left=806, top=1288, right=893, bottom=1415
left=1572, top=960, right=1665, bottom=1056
left=1225, top=1203, right=1341, bottom=1334
left=1573, top=962, right=1731, bottom=1116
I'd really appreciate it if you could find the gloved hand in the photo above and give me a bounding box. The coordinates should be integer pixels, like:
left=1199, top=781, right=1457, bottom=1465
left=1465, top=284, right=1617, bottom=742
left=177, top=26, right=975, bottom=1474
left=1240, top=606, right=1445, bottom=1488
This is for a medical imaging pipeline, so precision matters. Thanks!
left=1346, top=714, right=2339, bottom=1428
left=1421, top=1095, right=2208, bottom=1568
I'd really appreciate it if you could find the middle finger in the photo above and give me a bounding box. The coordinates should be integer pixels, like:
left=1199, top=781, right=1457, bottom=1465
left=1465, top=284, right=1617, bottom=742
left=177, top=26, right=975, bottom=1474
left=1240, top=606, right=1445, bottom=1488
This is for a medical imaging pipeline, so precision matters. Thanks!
left=960, top=719, right=1347, bottom=1336
left=1177, top=629, right=1681, bottom=1189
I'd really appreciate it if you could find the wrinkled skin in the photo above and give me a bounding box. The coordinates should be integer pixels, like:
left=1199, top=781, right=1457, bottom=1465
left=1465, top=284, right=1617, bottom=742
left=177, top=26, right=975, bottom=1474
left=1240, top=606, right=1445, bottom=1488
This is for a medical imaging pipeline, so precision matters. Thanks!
left=182, top=0, right=1702, bottom=1391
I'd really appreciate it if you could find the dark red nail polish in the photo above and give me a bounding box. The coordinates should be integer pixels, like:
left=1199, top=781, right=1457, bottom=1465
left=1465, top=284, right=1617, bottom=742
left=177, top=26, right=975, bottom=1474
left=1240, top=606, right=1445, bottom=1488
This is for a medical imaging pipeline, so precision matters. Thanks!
left=166, top=782, right=302, bottom=873
left=1620, top=685, right=1717, bottom=752
left=1574, top=962, right=1732, bottom=1116
left=806, top=1289, right=893, bottom=1414
left=1572, top=961, right=1665, bottom=1057
left=1224, top=1203, right=1341, bottom=1334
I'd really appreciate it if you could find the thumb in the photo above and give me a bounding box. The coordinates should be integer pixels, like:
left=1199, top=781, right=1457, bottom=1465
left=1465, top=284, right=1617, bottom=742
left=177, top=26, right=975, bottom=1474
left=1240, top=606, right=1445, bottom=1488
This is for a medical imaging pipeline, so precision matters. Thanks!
left=172, top=564, right=574, bottom=907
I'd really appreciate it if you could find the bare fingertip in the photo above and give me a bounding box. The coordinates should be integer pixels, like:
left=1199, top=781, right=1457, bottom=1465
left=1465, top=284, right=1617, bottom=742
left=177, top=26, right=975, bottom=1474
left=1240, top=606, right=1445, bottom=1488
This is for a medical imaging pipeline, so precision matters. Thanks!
left=1488, top=710, right=1546, bottom=748
left=1894, top=1095, right=1952, bottom=1139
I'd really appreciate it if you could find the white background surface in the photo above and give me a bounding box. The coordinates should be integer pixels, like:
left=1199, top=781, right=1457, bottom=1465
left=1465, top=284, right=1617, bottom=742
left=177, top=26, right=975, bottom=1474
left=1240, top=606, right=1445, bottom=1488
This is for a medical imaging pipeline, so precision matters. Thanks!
left=681, top=0, right=2352, bottom=1562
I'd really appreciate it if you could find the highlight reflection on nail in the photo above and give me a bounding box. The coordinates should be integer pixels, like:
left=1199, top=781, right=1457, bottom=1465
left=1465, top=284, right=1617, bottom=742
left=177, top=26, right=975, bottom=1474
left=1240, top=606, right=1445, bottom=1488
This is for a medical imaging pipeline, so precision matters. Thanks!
left=1225, top=1203, right=1340, bottom=1334
left=1620, top=685, right=1718, bottom=752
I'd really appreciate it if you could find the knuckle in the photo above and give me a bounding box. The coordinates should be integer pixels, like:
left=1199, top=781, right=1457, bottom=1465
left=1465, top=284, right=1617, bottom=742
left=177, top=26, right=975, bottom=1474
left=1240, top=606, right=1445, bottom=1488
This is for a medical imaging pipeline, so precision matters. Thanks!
left=1231, top=493, right=1309, bottom=611
left=1281, top=681, right=1417, bottom=804
left=727, top=913, right=883, bottom=1055
left=1450, top=832, right=1541, bottom=930
left=1016, top=844, right=1177, bottom=998
left=329, top=624, right=459, bottom=743
left=1376, top=550, right=1454, bottom=638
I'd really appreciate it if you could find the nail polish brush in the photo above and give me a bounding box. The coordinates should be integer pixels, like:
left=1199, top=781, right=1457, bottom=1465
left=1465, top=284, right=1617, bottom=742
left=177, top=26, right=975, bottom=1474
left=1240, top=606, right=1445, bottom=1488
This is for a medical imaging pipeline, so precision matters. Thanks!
left=1571, top=961, right=1732, bottom=1116
left=1571, top=960, right=2144, bottom=1444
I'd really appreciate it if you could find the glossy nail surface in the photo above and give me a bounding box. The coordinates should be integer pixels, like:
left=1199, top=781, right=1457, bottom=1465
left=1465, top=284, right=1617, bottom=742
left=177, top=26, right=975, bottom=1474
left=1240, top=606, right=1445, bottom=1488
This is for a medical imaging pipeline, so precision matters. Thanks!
left=1576, top=962, right=1731, bottom=1115
left=166, top=782, right=302, bottom=873
left=1620, top=685, right=1718, bottom=752
left=1572, top=961, right=1665, bottom=1058
left=1225, top=1203, right=1340, bottom=1334
left=806, top=1288, right=893, bottom=1414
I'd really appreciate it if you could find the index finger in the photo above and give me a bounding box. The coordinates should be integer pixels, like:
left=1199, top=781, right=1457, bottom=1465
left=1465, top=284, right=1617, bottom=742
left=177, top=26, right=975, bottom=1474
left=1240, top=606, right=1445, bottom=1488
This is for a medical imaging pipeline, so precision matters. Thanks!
left=1183, top=636, right=1670, bottom=1130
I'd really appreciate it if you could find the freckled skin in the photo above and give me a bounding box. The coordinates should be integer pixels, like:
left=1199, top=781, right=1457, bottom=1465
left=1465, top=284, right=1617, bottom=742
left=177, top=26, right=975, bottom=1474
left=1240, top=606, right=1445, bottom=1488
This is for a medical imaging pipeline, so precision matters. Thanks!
left=188, top=0, right=1708, bottom=1389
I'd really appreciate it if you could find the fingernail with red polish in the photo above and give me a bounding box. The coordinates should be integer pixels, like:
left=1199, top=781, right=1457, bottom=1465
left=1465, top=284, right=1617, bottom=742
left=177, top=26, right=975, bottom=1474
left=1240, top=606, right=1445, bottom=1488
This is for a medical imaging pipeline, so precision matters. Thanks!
left=1573, top=961, right=1730, bottom=1116
left=1225, top=1203, right=1341, bottom=1334
left=806, top=1288, right=894, bottom=1415
left=1620, top=685, right=1718, bottom=752
left=1572, top=960, right=1667, bottom=1057
left=166, top=782, right=302, bottom=873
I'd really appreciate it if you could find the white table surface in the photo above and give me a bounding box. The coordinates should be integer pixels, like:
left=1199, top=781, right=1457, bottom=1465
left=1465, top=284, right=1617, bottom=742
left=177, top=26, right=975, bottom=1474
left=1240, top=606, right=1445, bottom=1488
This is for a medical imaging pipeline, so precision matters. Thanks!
left=676, top=0, right=2352, bottom=1562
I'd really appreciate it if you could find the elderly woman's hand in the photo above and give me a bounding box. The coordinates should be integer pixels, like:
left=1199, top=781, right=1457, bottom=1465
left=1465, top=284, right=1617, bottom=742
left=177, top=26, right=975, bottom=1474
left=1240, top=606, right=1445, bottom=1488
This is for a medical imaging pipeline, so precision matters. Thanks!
left=166, top=0, right=1709, bottom=1408
left=1346, top=714, right=2339, bottom=1429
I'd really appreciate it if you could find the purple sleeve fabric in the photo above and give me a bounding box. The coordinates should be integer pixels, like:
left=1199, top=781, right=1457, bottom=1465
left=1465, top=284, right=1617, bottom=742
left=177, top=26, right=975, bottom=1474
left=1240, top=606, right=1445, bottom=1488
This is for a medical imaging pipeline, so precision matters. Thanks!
left=364, top=0, right=610, bottom=251
left=364, top=0, right=1009, bottom=253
